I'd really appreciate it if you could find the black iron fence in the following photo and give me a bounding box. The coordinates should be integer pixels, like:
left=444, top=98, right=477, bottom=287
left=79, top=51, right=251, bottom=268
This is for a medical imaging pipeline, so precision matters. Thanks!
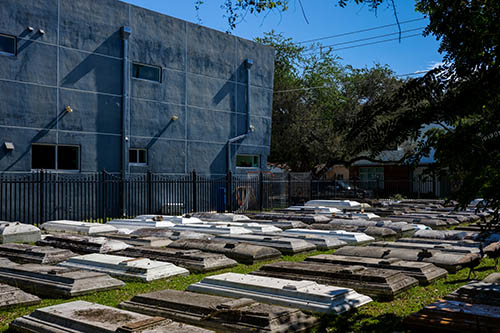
left=0, top=171, right=448, bottom=224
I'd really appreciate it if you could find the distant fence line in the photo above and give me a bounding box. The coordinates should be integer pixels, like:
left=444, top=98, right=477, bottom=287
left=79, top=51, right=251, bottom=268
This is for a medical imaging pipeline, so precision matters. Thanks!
left=0, top=170, right=448, bottom=225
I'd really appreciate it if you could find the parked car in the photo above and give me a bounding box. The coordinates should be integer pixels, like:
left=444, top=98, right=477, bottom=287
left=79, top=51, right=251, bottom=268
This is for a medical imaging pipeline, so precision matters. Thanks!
left=334, top=180, right=372, bottom=198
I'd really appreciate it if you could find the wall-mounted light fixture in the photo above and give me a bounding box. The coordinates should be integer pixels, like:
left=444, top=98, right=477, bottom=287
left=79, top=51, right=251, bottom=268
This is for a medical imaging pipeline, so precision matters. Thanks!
left=27, top=26, right=34, bottom=32
left=4, top=142, right=14, bottom=151
left=171, top=115, right=179, bottom=121
left=249, top=125, right=255, bottom=132
left=39, top=29, right=45, bottom=34
left=65, top=105, right=73, bottom=113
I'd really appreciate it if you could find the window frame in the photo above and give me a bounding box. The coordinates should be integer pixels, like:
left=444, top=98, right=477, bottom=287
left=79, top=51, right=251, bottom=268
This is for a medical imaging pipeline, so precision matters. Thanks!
left=31, top=144, right=81, bottom=172
left=235, top=154, right=260, bottom=169
left=129, top=148, right=147, bottom=166
left=0, top=33, right=17, bottom=57
left=131, top=62, right=162, bottom=83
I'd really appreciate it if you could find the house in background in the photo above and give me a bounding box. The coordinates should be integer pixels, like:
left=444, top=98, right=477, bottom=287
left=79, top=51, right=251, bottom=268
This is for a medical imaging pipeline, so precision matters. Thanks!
left=0, top=0, right=274, bottom=177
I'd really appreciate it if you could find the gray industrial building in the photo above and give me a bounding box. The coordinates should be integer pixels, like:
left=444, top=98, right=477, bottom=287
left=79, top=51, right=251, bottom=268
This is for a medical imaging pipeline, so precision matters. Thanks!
left=0, top=0, right=274, bottom=176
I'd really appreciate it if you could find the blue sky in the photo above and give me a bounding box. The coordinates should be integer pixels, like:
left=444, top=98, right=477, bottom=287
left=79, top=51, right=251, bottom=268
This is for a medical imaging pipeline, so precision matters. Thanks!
left=121, top=0, right=443, bottom=76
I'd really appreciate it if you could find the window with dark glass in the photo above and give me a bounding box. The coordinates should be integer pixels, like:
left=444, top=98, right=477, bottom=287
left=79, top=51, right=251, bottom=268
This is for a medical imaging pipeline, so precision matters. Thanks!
left=32, top=144, right=80, bottom=170
left=0, top=33, right=16, bottom=56
left=236, top=155, right=260, bottom=168
left=57, top=146, right=79, bottom=170
left=132, top=63, right=161, bottom=82
left=32, top=145, right=56, bottom=169
left=129, top=148, right=147, bottom=165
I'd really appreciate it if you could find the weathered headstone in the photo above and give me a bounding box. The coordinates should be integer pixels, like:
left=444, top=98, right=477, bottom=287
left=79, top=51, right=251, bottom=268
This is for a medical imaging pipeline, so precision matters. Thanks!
left=37, top=234, right=130, bottom=254
left=10, top=300, right=213, bottom=333
left=41, top=220, right=117, bottom=235
left=214, top=234, right=316, bottom=255
left=0, top=243, right=76, bottom=264
left=251, top=261, right=418, bottom=299
left=284, top=229, right=374, bottom=244
left=0, top=221, right=41, bottom=244
left=190, top=212, right=250, bottom=222
left=187, top=273, right=372, bottom=314
left=168, top=239, right=281, bottom=264
left=0, top=257, right=124, bottom=297
left=96, top=233, right=172, bottom=247
left=167, top=224, right=252, bottom=235
left=255, top=233, right=346, bottom=250
left=113, top=247, right=237, bottom=273
left=0, top=283, right=40, bottom=309
left=107, top=218, right=175, bottom=230
left=120, top=289, right=318, bottom=333
left=58, top=253, right=189, bottom=281
left=335, top=245, right=470, bottom=273
left=445, top=273, right=500, bottom=306
left=369, top=241, right=480, bottom=254
left=305, top=254, right=447, bottom=285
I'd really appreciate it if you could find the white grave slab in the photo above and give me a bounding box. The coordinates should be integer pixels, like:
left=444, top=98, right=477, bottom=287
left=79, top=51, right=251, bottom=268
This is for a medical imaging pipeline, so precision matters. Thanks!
left=168, top=224, right=252, bottom=235
left=305, top=200, right=362, bottom=209
left=107, top=218, right=175, bottom=230
left=284, top=229, right=374, bottom=244
left=286, top=206, right=342, bottom=215
left=187, top=273, right=372, bottom=314
left=206, top=222, right=282, bottom=233
left=136, top=215, right=204, bottom=224
left=41, top=220, right=117, bottom=235
left=190, top=212, right=251, bottom=222
left=58, top=253, right=188, bottom=281
left=0, top=222, right=41, bottom=244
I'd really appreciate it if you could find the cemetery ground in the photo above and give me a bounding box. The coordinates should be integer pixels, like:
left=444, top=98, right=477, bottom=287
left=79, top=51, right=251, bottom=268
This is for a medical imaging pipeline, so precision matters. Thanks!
left=0, top=247, right=497, bottom=332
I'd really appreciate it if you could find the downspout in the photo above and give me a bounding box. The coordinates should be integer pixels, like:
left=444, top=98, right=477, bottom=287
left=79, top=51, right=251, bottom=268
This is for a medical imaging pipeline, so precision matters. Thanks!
left=121, top=26, right=131, bottom=216
left=227, top=59, right=254, bottom=172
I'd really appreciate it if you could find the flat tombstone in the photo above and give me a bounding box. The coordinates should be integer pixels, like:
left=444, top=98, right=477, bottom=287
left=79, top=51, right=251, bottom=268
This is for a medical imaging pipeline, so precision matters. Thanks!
left=10, top=300, right=213, bottom=333
left=369, top=241, right=479, bottom=254
left=0, top=243, right=76, bottom=264
left=0, top=283, right=40, bottom=309
left=58, top=253, right=189, bottom=281
left=255, top=233, right=346, bottom=251
left=167, top=239, right=281, bottom=264
left=98, top=234, right=172, bottom=247
left=413, top=229, right=470, bottom=240
left=187, top=272, right=372, bottom=314
left=106, top=218, right=175, bottom=230
left=37, top=234, right=130, bottom=254
left=41, top=220, right=117, bottom=235
left=129, top=228, right=210, bottom=240
left=0, top=258, right=124, bottom=298
left=305, top=254, right=448, bottom=285
left=168, top=224, right=252, bottom=235
left=250, top=213, right=331, bottom=224
left=305, top=200, right=362, bottom=209
left=190, top=212, right=250, bottom=222
left=113, top=247, right=237, bottom=273
left=136, top=215, right=204, bottom=224
left=214, top=234, right=316, bottom=255
left=284, top=229, right=374, bottom=244
left=445, top=273, right=500, bottom=306
left=251, top=261, right=418, bottom=299
left=397, top=237, right=481, bottom=248
left=0, top=222, right=41, bottom=244
left=245, top=219, right=308, bottom=230
left=120, top=289, right=318, bottom=333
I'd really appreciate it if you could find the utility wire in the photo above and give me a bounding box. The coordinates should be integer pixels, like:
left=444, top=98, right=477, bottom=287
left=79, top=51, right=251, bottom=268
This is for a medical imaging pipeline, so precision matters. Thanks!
left=326, top=33, right=422, bottom=52
left=297, top=17, right=426, bottom=44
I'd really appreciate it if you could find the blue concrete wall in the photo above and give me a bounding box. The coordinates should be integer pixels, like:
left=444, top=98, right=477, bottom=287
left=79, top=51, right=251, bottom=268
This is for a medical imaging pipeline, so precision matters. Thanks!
left=0, top=0, right=274, bottom=176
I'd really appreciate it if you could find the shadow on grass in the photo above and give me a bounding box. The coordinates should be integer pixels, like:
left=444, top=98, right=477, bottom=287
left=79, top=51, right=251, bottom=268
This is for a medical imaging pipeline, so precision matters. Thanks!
left=316, top=309, right=405, bottom=332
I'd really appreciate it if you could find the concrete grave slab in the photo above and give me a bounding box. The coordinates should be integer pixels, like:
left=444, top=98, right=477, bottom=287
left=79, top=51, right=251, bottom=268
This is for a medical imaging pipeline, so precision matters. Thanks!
left=190, top=212, right=250, bottom=222
left=0, top=257, right=124, bottom=298
left=255, top=233, right=346, bottom=250
left=385, top=216, right=449, bottom=228
left=0, top=243, right=76, bottom=264
left=404, top=299, right=500, bottom=333
left=129, top=228, right=211, bottom=240
left=305, top=200, right=362, bottom=209
left=136, top=215, right=204, bottom=224
left=335, top=245, right=470, bottom=273
left=187, top=273, right=372, bottom=314
left=0, top=283, right=40, bottom=309
left=107, top=218, right=175, bottom=230
left=202, top=222, right=283, bottom=233
left=214, top=234, right=316, bottom=255
left=369, top=241, right=480, bottom=254
left=168, top=239, right=281, bottom=264
left=305, top=254, right=447, bottom=285
left=251, top=261, right=418, bottom=299
left=96, top=234, right=172, bottom=247
left=167, top=224, right=252, bottom=235
left=0, top=221, right=41, bottom=244
left=41, top=220, right=117, bottom=235
left=37, top=234, right=130, bottom=254
left=284, top=205, right=341, bottom=215
left=445, top=273, right=500, bottom=306
left=329, top=219, right=414, bottom=234
left=120, top=289, right=318, bottom=333
left=58, top=253, right=189, bottom=281
left=113, top=247, right=237, bottom=273
left=413, top=229, right=469, bottom=240
left=10, top=300, right=212, bottom=333
left=249, top=213, right=331, bottom=224
left=284, top=229, right=374, bottom=244
left=245, top=219, right=308, bottom=230
left=397, top=237, right=481, bottom=248
left=311, top=224, right=397, bottom=239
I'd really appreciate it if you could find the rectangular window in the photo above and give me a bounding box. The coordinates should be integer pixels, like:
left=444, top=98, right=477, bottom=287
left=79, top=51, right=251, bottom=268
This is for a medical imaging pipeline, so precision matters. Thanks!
left=129, top=148, right=147, bottom=165
left=236, top=155, right=260, bottom=168
left=360, top=167, right=384, bottom=189
left=132, top=63, right=161, bottom=82
left=32, top=144, right=80, bottom=170
left=0, top=33, right=16, bottom=56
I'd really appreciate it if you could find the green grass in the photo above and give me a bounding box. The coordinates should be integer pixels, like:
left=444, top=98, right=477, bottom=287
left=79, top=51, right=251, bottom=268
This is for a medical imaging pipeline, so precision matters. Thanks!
left=0, top=248, right=497, bottom=332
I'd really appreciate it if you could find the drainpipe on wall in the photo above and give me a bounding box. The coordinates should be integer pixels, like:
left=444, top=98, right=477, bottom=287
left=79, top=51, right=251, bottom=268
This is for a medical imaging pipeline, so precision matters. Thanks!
left=226, top=59, right=254, bottom=172
left=121, top=26, right=131, bottom=216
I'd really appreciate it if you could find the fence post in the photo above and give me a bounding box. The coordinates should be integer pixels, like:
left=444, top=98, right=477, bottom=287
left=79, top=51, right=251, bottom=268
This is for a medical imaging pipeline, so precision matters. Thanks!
left=309, top=174, right=313, bottom=201
left=287, top=173, right=291, bottom=207
left=101, top=170, right=107, bottom=223
left=147, top=170, right=152, bottom=213
left=39, top=170, right=45, bottom=224
left=226, top=171, right=232, bottom=212
left=192, top=170, right=197, bottom=213
left=259, top=172, right=264, bottom=211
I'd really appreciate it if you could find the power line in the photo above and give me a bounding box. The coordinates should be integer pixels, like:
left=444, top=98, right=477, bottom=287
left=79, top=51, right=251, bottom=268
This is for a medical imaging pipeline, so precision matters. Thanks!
left=297, top=17, right=426, bottom=44
left=327, top=33, right=422, bottom=52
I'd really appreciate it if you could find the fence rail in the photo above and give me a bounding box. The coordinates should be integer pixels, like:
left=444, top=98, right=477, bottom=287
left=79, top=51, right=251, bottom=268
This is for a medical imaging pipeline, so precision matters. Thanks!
left=0, top=170, right=448, bottom=224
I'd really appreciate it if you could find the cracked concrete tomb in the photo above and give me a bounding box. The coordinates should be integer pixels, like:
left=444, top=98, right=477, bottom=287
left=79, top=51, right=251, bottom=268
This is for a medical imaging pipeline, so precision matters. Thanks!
left=10, top=300, right=213, bottom=333
left=412, top=229, right=470, bottom=240
left=135, top=215, right=205, bottom=224
left=190, top=212, right=250, bottom=222
left=129, top=228, right=211, bottom=240
left=119, top=289, right=318, bottom=333
left=329, top=218, right=415, bottom=234
left=214, top=234, right=316, bottom=255
left=0, top=222, right=41, bottom=244
left=251, top=261, right=418, bottom=299
left=283, top=205, right=341, bottom=215
left=167, top=224, right=252, bottom=235
left=113, top=247, right=237, bottom=273
left=311, top=224, right=397, bottom=239
left=0, top=257, right=124, bottom=298
left=335, top=245, right=471, bottom=273
left=244, top=219, right=308, bottom=230
left=445, top=273, right=500, bottom=306
left=37, top=234, right=130, bottom=254
left=0, top=283, right=40, bottom=309
left=396, top=237, right=481, bottom=249
left=167, top=239, right=281, bottom=264
left=106, top=218, right=175, bottom=231
left=255, top=233, right=346, bottom=251
left=203, top=222, right=282, bottom=233
left=385, top=216, right=449, bottom=229
left=41, top=220, right=117, bottom=235
left=58, top=253, right=189, bottom=281
left=305, top=254, right=447, bottom=285
left=404, top=299, right=500, bottom=332
left=304, top=200, right=362, bottom=210
left=96, top=233, right=173, bottom=247
left=0, top=243, right=76, bottom=264
left=249, top=213, right=331, bottom=224
left=369, top=241, right=480, bottom=254
left=284, top=229, right=374, bottom=244
left=187, top=273, right=372, bottom=314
